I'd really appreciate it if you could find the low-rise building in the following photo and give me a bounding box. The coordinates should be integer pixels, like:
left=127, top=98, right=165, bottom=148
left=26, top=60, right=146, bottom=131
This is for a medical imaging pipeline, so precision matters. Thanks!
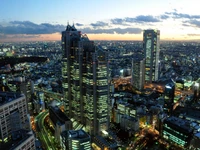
left=49, top=106, right=72, bottom=142
left=162, top=116, right=193, bottom=148
left=60, top=129, right=91, bottom=150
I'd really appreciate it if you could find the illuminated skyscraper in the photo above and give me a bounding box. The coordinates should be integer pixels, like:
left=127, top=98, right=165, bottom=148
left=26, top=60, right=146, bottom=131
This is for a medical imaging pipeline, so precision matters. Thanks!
left=61, top=24, right=109, bottom=135
left=143, top=29, right=160, bottom=83
left=131, top=56, right=145, bottom=90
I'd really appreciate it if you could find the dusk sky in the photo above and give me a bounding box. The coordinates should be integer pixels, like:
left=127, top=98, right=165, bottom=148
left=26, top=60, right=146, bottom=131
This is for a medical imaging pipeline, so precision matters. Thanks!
left=0, top=0, right=200, bottom=42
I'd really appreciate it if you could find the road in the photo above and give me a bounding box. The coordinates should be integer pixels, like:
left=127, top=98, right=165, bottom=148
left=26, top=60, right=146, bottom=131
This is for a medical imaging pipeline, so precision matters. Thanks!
left=35, top=111, right=56, bottom=150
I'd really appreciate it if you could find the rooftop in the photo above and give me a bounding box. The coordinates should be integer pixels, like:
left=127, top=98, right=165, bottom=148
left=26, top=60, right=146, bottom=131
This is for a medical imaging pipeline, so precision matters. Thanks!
left=0, top=129, right=34, bottom=150
left=164, top=116, right=193, bottom=133
left=66, top=24, right=77, bottom=31
left=0, top=92, right=24, bottom=107
left=49, top=106, right=70, bottom=125
left=68, top=130, right=90, bottom=139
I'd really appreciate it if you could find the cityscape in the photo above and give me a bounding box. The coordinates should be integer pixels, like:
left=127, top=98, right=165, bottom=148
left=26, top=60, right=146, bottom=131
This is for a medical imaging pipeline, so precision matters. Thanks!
left=1, top=0, right=200, bottom=150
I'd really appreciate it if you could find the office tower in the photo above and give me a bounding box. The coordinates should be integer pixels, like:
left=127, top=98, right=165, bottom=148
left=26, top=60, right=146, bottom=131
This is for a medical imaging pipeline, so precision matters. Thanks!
left=0, top=92, right=29, bottom=142
left=131, top=57, right=145, bottom=90
left=61, top=24, right=109, bottom=135
left=61, top=129, right=91, bottom=150
left=143, top=29, right=160, bottom=83
left=163, top=82, right=175, bottom=115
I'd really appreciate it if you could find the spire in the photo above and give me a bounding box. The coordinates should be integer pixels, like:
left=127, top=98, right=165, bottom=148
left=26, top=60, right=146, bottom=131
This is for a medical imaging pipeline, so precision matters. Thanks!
left=65, top=22, right=77, bottom=31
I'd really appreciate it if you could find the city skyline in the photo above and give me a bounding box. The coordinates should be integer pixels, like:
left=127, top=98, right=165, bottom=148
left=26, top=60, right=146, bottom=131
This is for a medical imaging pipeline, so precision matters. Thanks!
left=1, top=0, right=200, bottom=42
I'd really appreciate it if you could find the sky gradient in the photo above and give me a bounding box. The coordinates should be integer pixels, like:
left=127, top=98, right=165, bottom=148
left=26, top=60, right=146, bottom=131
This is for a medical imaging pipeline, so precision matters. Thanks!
left=0, top=0, right=200, bottom=42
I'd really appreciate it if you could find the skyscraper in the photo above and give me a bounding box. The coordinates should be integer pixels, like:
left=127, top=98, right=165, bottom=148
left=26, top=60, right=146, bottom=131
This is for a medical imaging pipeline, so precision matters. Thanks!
left=61, top=24, right=109, bottom=135
left=131, top=56, right=145, bottom=90
left=143, top=29, right=160, bottom=83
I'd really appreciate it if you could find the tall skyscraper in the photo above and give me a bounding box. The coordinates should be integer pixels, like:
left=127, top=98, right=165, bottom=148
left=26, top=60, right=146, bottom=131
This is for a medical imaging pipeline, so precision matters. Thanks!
left=131, top=56, right=145, bottom=90
left=143, top=29, right=160, bottom=83
left=61, top=24, right=109, bottom=135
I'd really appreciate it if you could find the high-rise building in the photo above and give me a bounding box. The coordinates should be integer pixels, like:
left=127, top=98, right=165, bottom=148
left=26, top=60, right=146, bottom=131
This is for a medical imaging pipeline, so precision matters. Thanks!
left=0, top=92, right=35, bottom=150
left=131, top=56, right=145, bottom=90
left=61, top=24, right=109, bottom=135
left=0, top=92, right=29, bottom=142
left=143, top=29, right=160, bottom=83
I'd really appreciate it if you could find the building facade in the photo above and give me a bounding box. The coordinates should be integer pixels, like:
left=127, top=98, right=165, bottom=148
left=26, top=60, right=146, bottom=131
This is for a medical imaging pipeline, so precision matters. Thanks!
left=0, top=92, right=29, bottom=142
left=143, top=29, right=160, bottom=83
left=62, top=24, right=109, bottom=135
left=132, top=57, right=145, bottom=90
left=162, top=116, right=193, bottom=148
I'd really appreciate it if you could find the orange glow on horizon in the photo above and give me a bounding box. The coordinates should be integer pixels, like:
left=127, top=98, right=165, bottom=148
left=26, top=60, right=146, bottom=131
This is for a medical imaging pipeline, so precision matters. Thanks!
left=1, top=32, right=200, bottom=42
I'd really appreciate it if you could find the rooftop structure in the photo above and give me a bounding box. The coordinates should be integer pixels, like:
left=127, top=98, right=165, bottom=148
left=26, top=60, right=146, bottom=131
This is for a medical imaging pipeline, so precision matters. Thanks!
left=49, top=106, right=70, bottom=125
left=0, top=92, right=22, bottom=106
left=61, top=129, right=91, bottom=150
left=0, top=129, right=35, bottom=150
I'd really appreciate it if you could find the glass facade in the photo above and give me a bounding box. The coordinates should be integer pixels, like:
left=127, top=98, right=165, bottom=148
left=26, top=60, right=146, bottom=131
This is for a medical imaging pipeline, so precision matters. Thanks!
left=62, top=25, right=109, bottom=136
left=143, top=29, right=160, bottom=83
left=132, top=58, right=145, bottom=90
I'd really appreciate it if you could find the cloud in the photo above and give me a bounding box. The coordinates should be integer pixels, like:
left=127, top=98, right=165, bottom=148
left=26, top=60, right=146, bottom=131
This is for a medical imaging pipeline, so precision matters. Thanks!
left=110, top=15, right=161, bottom=26
left=124, top=15, right=160, bottom=24
left=0, top=21, right=65, bottom=34
left=182, top=23, right=191, bottom=27
left=76, top=23, right=84, bottom=26
left=134, top=15, right=160, bottom=22
left=90, top=21, right=108, bottom=27
left=160, top=15, right=169, bottom=20
left=187, top=20, right=200, bottom=27
left=187, top=34, right=200, bottom=36
left=110, top=14, right=169, bottom=26
left=0, top=33, right=40, bottom=39
left=164, top=11, right=200, bottom=19
left=82, top=27, right=113, bottom=34
left=111, top=18, right=124, bottom=25
left=82, top=27, right=142, bottom=34
left=0, top=20, right=142, bottom=35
